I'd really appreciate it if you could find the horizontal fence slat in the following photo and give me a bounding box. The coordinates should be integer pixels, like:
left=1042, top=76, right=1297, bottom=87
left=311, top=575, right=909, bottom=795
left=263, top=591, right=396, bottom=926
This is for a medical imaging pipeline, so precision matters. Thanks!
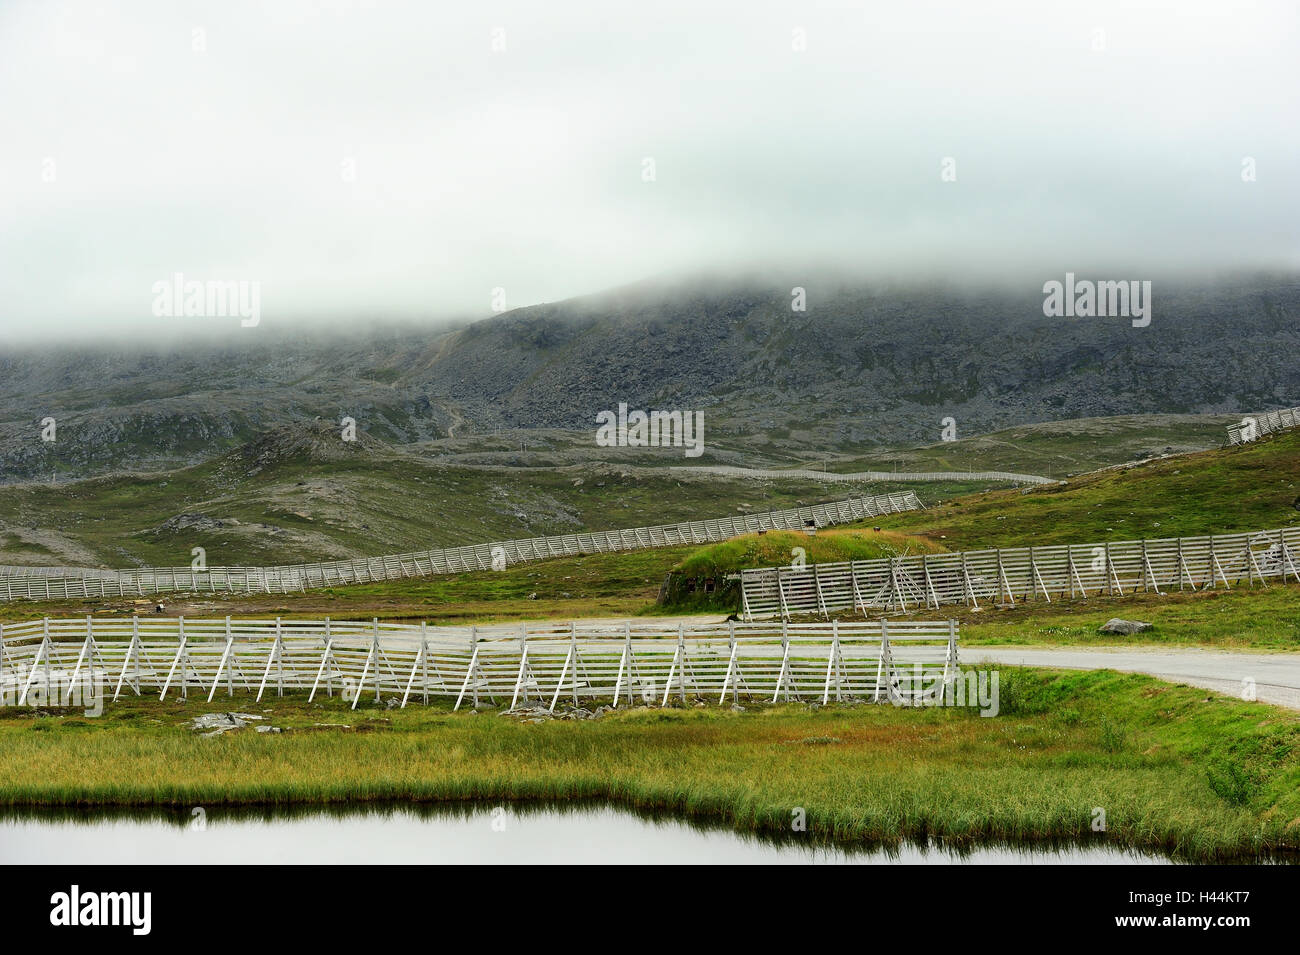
left=742, top=526, right=1300, bottom=618
left=0, top=616, right=960, bottom=709
left=1227, top=406, right=1300, bottom=445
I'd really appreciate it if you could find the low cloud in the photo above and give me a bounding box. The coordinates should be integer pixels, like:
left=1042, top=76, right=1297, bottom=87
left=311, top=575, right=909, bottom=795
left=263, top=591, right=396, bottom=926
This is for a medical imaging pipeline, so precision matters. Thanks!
left=1, top=0, right=1296, bottom=343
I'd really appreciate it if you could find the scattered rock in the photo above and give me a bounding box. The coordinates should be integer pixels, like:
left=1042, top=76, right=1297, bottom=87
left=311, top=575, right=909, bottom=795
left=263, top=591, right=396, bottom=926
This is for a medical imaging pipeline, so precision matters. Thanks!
left=189, top=712, right=265, bottom=736
left=501, top=703, right=615, bottom=722
left=255, top=725, right=282, bottom=734
left=1099, top=618, right=1154, bottom=635
left=156, top=513, right=228, bottom=534
left=502, top=704, right=554, bottom=721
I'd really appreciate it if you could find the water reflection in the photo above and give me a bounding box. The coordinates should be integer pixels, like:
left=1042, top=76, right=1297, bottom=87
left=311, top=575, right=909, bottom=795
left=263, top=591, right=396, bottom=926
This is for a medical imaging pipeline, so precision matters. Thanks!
left=0, top=802, right=1195, bottom=865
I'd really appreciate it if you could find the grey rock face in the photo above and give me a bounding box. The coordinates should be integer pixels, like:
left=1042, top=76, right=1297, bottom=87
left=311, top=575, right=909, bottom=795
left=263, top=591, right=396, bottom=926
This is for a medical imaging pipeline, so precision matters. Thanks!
left=1099, top=618, right=1154, bottom=635
left=2, top=278, right=1297, bottom=482
left=189, top=711, right=265, bottom=736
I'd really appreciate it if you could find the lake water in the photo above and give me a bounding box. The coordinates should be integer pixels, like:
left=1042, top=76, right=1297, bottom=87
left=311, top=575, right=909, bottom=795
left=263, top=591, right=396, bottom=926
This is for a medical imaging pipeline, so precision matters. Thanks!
left=0, top=804, right=1177, bottom=865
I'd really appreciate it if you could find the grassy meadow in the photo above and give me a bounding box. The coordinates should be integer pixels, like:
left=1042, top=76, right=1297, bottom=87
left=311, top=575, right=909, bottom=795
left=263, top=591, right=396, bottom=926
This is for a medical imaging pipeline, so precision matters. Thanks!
left=0, top=440, right=941, bottom=569
left=3, top=544, right=1297, bottom=654
left=825, top=413, right=1239, bottom=481
left=873, top=429, right=1300, bottom=549
left=2, top=668, right=1296, bottom=860
left=2, top=419, right=1298, bottom=860
left=0, top=412, right=1262, bottom=572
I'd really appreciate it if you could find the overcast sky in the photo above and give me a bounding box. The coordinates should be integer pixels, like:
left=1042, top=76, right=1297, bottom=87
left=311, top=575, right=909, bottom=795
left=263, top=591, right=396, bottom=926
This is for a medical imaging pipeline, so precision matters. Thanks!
left=1, top=0, right=1297, bottom=343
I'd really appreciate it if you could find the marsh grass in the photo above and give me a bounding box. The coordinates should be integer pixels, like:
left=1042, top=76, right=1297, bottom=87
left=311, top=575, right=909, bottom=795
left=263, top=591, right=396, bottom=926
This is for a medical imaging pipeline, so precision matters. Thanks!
left=2, top=668, right=1296, bottom=861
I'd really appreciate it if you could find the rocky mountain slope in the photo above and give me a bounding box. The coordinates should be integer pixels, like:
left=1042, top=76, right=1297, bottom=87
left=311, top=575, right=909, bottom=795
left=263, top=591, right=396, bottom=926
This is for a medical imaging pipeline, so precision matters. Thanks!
left=0, top=421, right=937, bottom=569
left=2, top=274, right=1296, bottom=482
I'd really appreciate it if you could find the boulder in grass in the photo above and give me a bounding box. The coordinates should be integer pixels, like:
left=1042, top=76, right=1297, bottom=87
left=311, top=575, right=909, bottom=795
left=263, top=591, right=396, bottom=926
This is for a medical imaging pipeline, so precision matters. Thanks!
left=190, top=712, right=264, bottom=736
left=1099, top=618, right=1153, bottom=635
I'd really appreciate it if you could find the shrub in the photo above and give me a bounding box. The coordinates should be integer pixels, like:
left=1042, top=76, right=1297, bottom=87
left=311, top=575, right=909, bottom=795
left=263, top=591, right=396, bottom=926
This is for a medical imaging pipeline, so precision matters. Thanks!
left=1098, top=716, right=1127, bottom=754
left=993, top=667, right=1054, bottom=716
left=1206, top=758, right=1258, bottom=806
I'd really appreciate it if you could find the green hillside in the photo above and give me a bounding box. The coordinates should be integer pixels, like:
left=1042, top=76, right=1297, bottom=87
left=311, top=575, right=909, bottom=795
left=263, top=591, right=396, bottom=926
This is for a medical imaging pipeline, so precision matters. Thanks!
left=824, top=413, right=1240, bottom=480
left=6, top=428, right=1300, bottom=650
left=872, top=428, right=1300, bottom=550
left=0, top=423, right=969, bottom=570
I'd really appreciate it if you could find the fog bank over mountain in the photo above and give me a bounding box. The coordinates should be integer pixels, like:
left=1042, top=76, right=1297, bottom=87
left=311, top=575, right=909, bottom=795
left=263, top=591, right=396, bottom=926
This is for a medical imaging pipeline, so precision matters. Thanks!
left=2, top=273, right=1297, bottom=481
left=2, top=0, right=1297, bottom=342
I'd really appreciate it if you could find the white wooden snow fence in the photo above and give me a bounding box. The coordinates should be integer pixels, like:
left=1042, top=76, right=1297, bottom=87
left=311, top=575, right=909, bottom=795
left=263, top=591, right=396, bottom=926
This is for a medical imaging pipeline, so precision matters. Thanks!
left=671, top=465, right=1057, bottom=484
left=1227, top=407, right=1300, bottom=445
left=0, top=616, right=957, bottom=710
left=741, top=525, right=1300, bottom=619
left=0, top=491, right=923, bottom=602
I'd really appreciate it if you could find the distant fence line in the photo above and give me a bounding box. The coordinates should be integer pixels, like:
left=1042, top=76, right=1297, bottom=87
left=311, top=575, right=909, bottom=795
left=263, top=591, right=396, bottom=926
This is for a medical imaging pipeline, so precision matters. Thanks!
left=741, top=526, right=1300, bottom=619
left=0, top=616, right=958, bottom=709
left=0, top=491, right=923, bottom=602
left=672, top=465, right=1057, bottom=485
left=1227, top=407, right=1300, bottom=445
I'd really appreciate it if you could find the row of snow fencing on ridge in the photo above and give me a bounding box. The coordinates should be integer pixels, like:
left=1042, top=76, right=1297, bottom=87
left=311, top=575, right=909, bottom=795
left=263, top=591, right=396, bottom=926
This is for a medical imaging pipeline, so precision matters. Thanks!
left=1227, top=407, right=1300, bottom=445
left=0, top=616, right=958, bottom=710
left=740, top=525, right=1300, bottom=620
left=0, top=491, right=924, bottom=602
left=671, top=465, right=1057, bottom=485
